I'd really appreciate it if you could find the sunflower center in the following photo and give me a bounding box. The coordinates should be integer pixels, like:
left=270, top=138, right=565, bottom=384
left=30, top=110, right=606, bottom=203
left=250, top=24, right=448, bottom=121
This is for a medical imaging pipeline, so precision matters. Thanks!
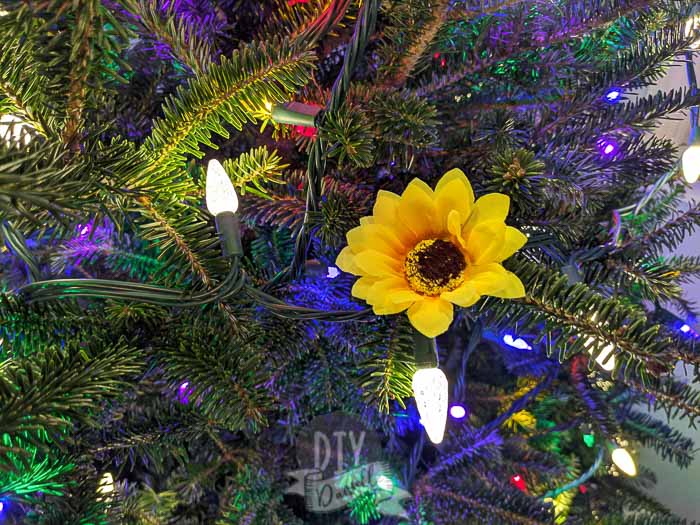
left=404, top=239, right=466, bottom=296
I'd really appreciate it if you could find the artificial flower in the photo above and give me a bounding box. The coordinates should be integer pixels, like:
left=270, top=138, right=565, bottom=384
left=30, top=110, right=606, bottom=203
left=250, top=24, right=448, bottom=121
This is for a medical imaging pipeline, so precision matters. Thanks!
left=336, top=168, right=526, bottom=337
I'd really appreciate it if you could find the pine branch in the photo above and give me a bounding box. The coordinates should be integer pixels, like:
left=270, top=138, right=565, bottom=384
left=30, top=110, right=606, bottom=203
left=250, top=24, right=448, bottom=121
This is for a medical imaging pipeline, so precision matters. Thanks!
left=381, top=0, right=451, bottom=88
left=142, top=38, right=315, bottom=173
left=0, top=340, right=144, bottom=469
left=623, top=411, right=695, bottom=469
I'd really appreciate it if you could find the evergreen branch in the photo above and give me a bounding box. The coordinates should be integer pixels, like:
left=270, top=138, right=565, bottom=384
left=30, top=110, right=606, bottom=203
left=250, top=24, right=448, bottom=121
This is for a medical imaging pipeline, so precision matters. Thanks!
left=142, top=38, right=315, bottom=172
left=623, top=411, right=695, bottom=469
left=134, top=195, right=216, bottom=287
left=615, top=202, right=700, bottom=256
left=0, top=340, right=144, bottom=469
left=222, top=146, right=289, bottom=198
left=119, top=0, right=215, bottom=74
left=156, top=316, right=270, bottom=432
left=492, top=258, right=674, bottom=380
left=357, top=318, right=415, bottom=413
left=416, top=484, right=552, bottom=525
left=62, top=0, right=97, bottom=152
left=381, top=0, right=451, bottom=88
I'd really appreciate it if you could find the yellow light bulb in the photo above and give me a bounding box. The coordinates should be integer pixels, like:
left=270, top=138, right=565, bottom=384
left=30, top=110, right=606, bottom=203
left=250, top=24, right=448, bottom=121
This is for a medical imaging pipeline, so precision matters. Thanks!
left=412, top=367, right=448, bottom=444
left=682, top=144, right=700, bottom=184
left=205, top=159, right=238, bottom=216
left=264, top=100, right=273, bottom=112
left=611, top=447, right=637, bottom=476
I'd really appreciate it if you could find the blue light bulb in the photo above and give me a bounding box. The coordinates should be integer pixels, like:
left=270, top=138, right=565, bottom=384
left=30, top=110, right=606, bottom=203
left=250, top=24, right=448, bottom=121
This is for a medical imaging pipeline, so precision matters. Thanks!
left=605, top=88, right=622, bottom=103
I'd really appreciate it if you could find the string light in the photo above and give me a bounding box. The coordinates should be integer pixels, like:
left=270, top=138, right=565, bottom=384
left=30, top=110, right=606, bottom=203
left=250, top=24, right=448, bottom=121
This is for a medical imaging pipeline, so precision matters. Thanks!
left=583, top=313, right=616, bottom=372
left=583, top=433, right=595, bottom=448
left=680, top=324, right=691, bottom=333
left=0, top=114, right=32, bottom=146
left=685, top=14, right=700, bottom=49
left=449, top=405, right=466, bottom=419
left=611, top=447, right=637, bottom=476
left=178, top=381, right=191, bottom=404
left=412, top=367, right=448, bottom=444
left=502, top=334, right=532, bottom=350
left=97, top=472, right=115, bottom=497
left=376, top=475, right=393, bottom=491
left=682, top=140, right=700, bottom=184
left=604, top=88, right=622, bottom=103
left=206, top=159, right=242, bottom=256
left=510, top=474, right=527, bottom=491
left=326, top=266, right=340, bottom=279
left=205, top=159, right=238, bottom=216
left=597, top=137, right=619, bottom=157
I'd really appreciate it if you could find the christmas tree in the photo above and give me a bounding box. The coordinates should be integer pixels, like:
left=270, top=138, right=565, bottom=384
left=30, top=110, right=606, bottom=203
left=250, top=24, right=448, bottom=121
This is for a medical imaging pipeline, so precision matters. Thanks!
left=1, top=0, right=700, bottom=523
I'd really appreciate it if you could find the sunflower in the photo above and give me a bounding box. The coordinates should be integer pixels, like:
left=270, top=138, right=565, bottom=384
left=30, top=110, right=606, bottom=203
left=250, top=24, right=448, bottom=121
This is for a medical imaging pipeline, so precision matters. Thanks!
left=336, top=168, right=526, bottom=337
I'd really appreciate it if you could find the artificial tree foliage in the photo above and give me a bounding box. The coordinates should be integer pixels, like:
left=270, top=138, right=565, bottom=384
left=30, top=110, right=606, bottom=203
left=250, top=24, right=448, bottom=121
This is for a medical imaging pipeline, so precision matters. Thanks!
left=1, top=0, right=700, bottom=523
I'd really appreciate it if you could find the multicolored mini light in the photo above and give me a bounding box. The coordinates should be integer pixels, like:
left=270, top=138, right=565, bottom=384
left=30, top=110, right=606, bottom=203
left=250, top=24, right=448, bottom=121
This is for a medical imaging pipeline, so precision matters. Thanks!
left=597, top=137, right=619, bottom=157
left=604, top=88, right=622, bottom=103
left=503, top=334, right=532, bottom=350
left=449, top=405, right=467, bottom=419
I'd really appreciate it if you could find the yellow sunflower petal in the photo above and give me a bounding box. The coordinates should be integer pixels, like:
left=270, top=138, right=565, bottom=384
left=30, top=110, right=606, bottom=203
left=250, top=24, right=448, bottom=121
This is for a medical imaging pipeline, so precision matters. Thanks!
left=441, top=281, right=480, bottom=307
left=467, top=193, right=510, bottom=227
left=465, top=220, right=506, bottom=264
left=496, top=270, right=526, bottom=298
left=374, top=300, right=415, bottom=315
left=467, top=263, right=526, bottom=298
left=447, top=209, right=467, bottom=249
left=366, top=277, right=417, bottom=314
left=336, top=246, right=361, bottom=275
left=351, top=276, right=377, bottom=300
left=373, top=190, right=401, bottom=225
left=496, top=226, right=528, bottom=262
left=397, top=178, right=437, bottom=240
left=372, top=190, right=415, bottom=246
left=365, top=276, right=409, bottom=304
left=435, top=168, right=474, bottom=230
left=354, top=250, right=403, bottom=277
left=346, top=223, right=406, bottom=257
left=407, top=297, right=454, bottom=338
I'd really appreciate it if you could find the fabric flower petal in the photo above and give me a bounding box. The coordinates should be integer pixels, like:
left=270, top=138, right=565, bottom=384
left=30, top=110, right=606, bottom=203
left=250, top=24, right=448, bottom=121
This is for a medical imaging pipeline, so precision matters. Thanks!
left=440, top=282, right=480, bottom=307
left=407, top=297, right=454, bottom=337
left=346, top=223, right=406, bottom=257
left=466, top=193, right=510, bottom=229
left=373, top=190, right=415, bottom=246
left=397, top=178, right=437, bottom=240
left=354, top=250, right=403, bottom=277
left=336, top=246, right=361, bottom=275
left=496, top=226, right=528, bottom=262
left=435, top=168, right=474, bottom=230
left=351, top=276, right=377, bottom=300
left=465, top=220, right=506, bottom=264
left=467, top=263, right=525, bottom=298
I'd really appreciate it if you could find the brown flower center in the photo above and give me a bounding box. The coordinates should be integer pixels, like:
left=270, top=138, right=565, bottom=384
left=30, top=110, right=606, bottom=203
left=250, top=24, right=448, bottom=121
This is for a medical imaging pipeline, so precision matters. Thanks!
left=405, top=239, right=466, bottom=296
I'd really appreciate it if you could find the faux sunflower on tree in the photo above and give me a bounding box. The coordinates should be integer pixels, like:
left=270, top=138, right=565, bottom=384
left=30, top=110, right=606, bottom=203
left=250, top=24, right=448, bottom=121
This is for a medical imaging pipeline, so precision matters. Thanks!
left=336, top=169, right=527, bottom=337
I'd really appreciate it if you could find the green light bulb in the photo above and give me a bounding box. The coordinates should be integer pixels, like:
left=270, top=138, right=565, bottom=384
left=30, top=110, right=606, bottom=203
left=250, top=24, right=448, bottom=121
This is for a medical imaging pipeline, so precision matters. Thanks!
left=583, top=434, right=595, bottom=448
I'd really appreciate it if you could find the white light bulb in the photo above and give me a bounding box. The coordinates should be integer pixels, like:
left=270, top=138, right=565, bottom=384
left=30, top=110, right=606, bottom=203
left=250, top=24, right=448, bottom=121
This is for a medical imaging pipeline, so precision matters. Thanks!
left=0, top=114, right=32, bottom=146
left=682, top=144, right=700, bottom=184
left=685, top=15, right=700, bottom=49
left=611, top=447, right=637, bottom=476
left=206, top=159, right=238, bottom=216
left=97, top=472, right=115, bottom=495
left=376, top=474, right=393, bottom=491
left=584, top=313, right=617, bottom=372
left=412, top=367, right=448, bottom=444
